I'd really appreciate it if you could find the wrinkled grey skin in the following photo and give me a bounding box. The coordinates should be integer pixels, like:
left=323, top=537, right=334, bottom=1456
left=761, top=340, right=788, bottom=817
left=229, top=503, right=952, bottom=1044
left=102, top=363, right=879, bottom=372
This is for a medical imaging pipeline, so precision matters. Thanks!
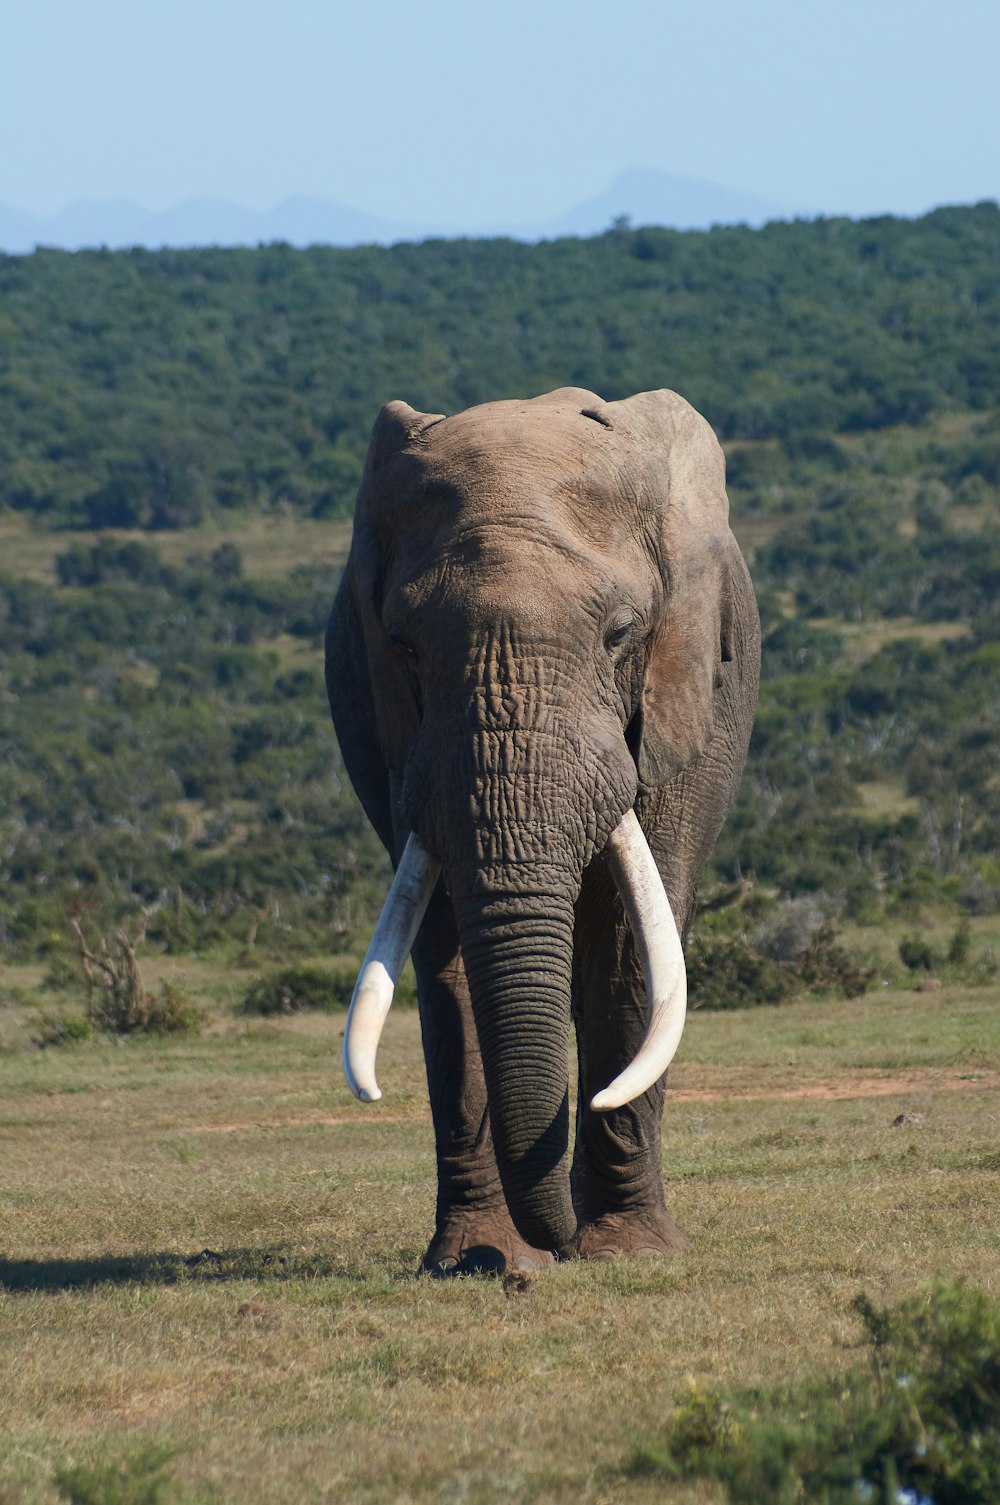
left=326, top=388, right=760, bottom=1273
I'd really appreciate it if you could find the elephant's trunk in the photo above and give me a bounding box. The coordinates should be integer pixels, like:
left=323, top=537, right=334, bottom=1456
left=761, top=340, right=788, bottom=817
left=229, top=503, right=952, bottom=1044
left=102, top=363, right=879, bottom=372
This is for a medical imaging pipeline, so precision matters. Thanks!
left=342, top=814, right=689, bottom=1252
left=450, top=878, right=578, bottom=1254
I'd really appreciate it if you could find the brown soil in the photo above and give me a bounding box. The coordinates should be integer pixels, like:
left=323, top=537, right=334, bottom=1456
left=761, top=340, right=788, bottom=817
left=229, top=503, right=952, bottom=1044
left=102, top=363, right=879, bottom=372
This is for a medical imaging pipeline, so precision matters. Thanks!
left=670, top=1069, right=999, bottom=1104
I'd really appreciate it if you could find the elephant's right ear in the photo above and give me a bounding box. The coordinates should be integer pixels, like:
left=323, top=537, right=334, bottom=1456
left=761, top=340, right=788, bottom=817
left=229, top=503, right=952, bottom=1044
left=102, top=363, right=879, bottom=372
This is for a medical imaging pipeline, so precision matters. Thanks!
left=365, top=401, right=446, bottom=481
left=337, top=401, right=445, bottom=788
left=326, top=570, right=395, bottom=853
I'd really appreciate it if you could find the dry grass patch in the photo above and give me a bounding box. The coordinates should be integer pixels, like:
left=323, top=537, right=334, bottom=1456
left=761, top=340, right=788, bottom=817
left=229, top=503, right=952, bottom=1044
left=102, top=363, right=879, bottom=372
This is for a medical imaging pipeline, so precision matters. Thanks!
left=815, top=614, right=973, bottom=667
left=0, top=512, right=353, bottom=587
left=854, top=778, right=922, bottom=819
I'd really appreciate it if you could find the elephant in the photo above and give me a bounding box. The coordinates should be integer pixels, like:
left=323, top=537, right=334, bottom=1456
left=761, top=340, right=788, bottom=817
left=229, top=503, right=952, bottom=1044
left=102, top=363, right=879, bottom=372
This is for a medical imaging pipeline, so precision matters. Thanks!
left=326, top=386, right=760, bottom=1273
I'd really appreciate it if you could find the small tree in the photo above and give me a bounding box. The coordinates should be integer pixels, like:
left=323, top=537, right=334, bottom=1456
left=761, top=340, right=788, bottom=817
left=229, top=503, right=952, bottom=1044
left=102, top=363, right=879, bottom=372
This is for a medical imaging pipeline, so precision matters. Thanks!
left=71, top=913, right=200, bottom=1035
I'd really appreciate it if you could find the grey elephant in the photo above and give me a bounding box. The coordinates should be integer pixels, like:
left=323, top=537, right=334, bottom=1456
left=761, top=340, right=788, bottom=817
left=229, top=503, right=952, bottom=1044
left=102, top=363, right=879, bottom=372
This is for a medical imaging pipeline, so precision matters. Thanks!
left=326, top=387, right=760, bottom=1272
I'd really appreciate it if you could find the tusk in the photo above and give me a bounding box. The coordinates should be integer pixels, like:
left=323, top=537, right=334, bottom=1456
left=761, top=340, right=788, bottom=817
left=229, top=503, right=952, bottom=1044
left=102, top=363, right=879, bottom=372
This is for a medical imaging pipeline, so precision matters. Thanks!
left=343, top=833, right=441, bottom=1103
left=590, top=809, right=687, bottom=1112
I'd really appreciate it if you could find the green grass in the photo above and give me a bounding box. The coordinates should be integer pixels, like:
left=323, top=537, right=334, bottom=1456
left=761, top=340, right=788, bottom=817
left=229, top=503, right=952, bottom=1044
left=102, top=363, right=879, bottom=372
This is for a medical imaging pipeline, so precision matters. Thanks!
left=1, top=970, right=998, bottom=1504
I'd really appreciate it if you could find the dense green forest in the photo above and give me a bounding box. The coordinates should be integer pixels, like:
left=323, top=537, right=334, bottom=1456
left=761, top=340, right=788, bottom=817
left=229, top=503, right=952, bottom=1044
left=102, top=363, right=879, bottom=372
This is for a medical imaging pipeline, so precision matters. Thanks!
left=3, top=203, right=999, bottom=527
left=1, top=206, right=999, bottom=961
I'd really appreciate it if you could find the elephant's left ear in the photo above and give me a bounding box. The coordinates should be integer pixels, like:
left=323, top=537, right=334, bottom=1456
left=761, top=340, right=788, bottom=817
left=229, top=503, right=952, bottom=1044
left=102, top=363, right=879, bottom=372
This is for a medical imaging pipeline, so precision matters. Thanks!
left=606, top=390, right=758, bottom=785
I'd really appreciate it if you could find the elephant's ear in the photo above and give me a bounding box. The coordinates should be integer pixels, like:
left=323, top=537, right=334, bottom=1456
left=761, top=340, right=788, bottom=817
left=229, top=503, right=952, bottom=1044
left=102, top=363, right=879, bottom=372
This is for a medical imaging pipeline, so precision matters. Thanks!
left=606, top=390, right=755, bottom=785
left=326, top=571, right=395, bottom=852
left=365, top=400, right=446, bottom=474
left=327, top=402, right=445, bottom=822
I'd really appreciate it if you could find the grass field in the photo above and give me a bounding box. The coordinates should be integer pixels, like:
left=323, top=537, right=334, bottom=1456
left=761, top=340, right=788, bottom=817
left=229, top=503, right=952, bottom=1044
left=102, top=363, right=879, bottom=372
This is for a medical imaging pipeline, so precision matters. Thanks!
left=1, top=969, right=998, bottom=1504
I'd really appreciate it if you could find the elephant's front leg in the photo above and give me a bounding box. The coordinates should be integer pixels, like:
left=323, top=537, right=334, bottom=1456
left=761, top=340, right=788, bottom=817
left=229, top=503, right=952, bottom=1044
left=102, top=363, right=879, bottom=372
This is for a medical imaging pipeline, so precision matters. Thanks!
left=411, top=882, right=556, bottom=1275
left=570, top=853, right=689, bottom=1259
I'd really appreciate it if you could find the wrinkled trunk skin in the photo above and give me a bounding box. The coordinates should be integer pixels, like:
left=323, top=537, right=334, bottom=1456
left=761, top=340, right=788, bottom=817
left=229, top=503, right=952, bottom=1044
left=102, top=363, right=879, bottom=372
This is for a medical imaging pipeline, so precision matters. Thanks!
left=450, top=874, right=578, bottom=1255
left=398, top=611, right=639, bottom=1256
left=403, top=727, right=635, bottom=1255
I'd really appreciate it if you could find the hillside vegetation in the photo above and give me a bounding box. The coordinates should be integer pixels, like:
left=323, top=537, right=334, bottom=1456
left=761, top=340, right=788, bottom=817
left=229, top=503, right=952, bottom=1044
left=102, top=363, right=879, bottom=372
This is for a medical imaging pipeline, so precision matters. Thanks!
left=1, top=206, right=999, bottom=960
left=2, top=204, right=999, bottom=527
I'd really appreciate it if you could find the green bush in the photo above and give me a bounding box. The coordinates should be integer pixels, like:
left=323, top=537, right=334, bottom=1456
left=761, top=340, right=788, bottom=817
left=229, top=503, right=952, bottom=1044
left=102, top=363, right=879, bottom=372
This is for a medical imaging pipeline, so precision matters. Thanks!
left=687, top=934, right=795, bottom=1009
left=54, top=1443, right=175, bottom=1505
left=87, top=977, right=202, bottom=1037
left=898, top=918, right=996, bottom=985
left=33, top=1011, right=95, bottom=1048
left=900, top=932, right=939, bottom=971
left=796, top=922, right=875, bottom=998
left=239, top=963, right=355, bottom=1015
left=39, top=952, right=81, bottom=991
left=72, top=917, right=202, bottom=1036
left=947, top=915, right=972, bottom=967
left=628, top=1281, right=1000, bottom=1504
left=688, top=920, right=873, bottom=1008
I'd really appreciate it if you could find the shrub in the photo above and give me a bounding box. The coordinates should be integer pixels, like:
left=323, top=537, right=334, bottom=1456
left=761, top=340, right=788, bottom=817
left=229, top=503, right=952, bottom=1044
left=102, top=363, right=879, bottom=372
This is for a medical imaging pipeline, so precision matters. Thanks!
left=33, top=1011, right=95, bottom=1048
left=55, top=538, right=175, bottom=589
left=899, top=932, right=938, bottom=971
left=956, top=869, right=1000, bottom=916
left=688, top=916, right=873, bottom=1008
left=897, top=918, right=995, bottom=985
left=54, top=1442, right=175, bottom=1505
left=71, top=915, right=202, bottom=1036
left=947, top=915, right=972, bottom=967
left=965, top=948, right=999, bottom=985
left=754, top=897, right=828, bottom=962
left=39, top=952, right=81, bottom=991
left=239, top=963, right=354, bottom=1015
left=87, top=975, right=201, bottom=1038
left=687, top=934, right=795, bottom=1010
left=796, top=922, right=875, bottom=998
left=628, top=1281, right=1000, bottom=1504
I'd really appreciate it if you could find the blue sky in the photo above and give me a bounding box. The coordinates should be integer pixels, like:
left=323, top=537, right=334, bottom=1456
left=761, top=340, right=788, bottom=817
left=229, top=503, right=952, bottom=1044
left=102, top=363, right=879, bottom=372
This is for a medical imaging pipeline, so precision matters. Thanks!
left=3, top=0, right=997, bottom=226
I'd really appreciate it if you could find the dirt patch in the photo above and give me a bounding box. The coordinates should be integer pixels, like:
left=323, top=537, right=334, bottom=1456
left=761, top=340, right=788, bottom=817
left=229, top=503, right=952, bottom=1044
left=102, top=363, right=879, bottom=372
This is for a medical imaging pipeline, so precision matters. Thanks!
left=184, top=1070, right=998, bottom=1134
left=670, top=1070, right=999, bottom=1103
left=190, top=1111, right=426, bottom=1134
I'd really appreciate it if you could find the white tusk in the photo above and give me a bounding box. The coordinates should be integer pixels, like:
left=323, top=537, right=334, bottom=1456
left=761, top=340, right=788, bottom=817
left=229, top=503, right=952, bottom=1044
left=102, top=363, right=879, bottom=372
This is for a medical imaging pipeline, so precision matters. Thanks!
left=343, top=833, right=441, bottom=1103
left=590, top=809, right=687, bottom=1112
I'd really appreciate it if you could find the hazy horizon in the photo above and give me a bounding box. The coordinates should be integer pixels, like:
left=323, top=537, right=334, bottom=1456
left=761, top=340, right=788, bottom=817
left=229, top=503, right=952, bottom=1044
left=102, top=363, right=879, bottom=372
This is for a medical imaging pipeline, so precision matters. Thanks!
left=2, top=0, right=996, bottom=239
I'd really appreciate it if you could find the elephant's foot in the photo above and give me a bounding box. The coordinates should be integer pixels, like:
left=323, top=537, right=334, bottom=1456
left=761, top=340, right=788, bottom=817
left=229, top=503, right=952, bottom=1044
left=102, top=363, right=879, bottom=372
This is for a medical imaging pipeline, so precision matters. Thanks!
left=421, top=1208, right=556, bottom=1277
left=575, top=1206, right=689, bottom=1260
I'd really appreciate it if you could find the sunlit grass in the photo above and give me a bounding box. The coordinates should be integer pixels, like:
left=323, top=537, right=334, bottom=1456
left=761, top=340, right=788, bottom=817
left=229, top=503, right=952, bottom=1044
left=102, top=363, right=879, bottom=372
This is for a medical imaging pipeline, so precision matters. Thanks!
left=814, top=614, right=972, bottom=666
left=0, top=971, right=997, bottom=1503
left=854, top=778, right=922, bottom=819
left=0, top=511, right=353, bottom=584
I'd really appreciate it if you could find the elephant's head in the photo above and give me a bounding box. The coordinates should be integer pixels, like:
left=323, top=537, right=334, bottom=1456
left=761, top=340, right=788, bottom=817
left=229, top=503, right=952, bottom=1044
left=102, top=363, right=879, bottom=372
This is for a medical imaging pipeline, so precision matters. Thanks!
left=334, top=387, right=752, bottom=1254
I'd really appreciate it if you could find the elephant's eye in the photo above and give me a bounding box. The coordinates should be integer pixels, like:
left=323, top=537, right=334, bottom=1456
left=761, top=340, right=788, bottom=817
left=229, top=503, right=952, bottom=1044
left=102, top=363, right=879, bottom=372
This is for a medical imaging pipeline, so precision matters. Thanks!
left=605, top=617, right=634, bottom=652
left=389, top=631, right=418, bottom=662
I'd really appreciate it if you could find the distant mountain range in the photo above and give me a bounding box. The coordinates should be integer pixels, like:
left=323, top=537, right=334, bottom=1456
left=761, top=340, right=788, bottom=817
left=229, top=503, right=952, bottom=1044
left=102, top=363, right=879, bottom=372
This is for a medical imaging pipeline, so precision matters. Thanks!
left=0, top=169, right=810, bottom=253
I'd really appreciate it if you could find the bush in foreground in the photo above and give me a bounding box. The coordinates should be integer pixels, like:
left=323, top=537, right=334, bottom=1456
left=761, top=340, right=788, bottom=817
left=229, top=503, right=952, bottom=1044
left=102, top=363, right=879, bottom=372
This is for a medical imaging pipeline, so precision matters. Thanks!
left=71, top=915, right=202, bottom=1036
left=33, top=1011, right=95, bottom=1048
left=628, top=1281, right=1000, bottom=1504
left=899, top=917, right=998, bottom=986
left=54, top=1442, right=175, bottom=1505
left=239, top=963, right=353, bottom=1015
left=239, top=960, right=418, bottom=1015
left=688, top=920, right=874, bottom=1009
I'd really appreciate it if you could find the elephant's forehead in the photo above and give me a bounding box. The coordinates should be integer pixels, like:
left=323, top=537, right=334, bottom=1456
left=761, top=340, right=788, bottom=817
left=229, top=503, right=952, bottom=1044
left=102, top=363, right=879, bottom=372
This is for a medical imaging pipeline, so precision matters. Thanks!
left=422, top=401, right=613, bottom=472
left=405, top=411, right=631, bottom=540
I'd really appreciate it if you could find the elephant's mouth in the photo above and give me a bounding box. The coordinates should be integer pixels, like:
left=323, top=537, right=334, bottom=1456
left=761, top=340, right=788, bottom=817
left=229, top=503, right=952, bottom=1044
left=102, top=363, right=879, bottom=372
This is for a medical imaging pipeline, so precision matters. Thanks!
left=342, top=809, right=687, bottom=1112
